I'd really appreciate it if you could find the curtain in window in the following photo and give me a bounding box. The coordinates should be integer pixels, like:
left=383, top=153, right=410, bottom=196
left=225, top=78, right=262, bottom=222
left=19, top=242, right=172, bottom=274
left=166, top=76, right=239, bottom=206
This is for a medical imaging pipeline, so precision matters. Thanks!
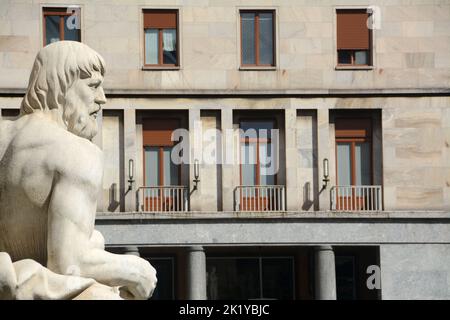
left=162, top=29, right=176, bottom=51
left=145, top=29, right=158, bottom=64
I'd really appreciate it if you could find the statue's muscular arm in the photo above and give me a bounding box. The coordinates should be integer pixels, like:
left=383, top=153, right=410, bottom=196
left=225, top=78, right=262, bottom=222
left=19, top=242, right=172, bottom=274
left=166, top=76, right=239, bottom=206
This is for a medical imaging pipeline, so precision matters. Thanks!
left=45, top=138, right=156, bottom=300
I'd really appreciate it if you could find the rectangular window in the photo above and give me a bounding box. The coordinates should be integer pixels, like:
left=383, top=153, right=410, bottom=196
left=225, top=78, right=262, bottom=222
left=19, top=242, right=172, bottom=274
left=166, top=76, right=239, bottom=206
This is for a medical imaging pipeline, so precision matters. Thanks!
left=206, top=257, right=294, bottom=300
left=240, top=11, right=275, bottom=67
left=143, top=118, right=180, bottom=187
left=43, top=7, right=81, bottom=46
left=336, top=9, right=372, bottom=66
left=240, top=120, right=276, bottom=186
left=143, top=10, right=179, bottom=67
left=335, top=118, right=372, bottom=186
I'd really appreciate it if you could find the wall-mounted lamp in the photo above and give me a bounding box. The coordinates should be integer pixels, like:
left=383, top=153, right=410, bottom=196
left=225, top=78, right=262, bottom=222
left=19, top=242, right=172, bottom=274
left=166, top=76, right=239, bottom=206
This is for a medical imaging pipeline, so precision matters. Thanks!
left=322, top=158, right=330, bottom=189
left=128, top=159, right=135, bottom=191
left=193, top=159, right=200, bottom=189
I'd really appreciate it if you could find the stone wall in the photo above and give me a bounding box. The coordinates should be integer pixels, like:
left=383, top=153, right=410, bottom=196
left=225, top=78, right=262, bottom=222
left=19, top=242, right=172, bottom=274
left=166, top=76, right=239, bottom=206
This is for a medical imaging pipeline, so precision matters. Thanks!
left=1, top=95, right=449, bottom=212
left=0, top=0, right=449, bottom=91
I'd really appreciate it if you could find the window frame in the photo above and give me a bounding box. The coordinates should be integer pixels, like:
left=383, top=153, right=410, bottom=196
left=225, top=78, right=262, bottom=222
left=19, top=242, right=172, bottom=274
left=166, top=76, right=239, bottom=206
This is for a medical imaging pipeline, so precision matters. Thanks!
left=42, top=7, right=81, bottom=46
left=335, top=118, right=373, bottom=186
left=142, top=9, right=180, bottom=69
left=335, top=8, right=374, bottom=69
left=239, top=10, right=276, bottom=68
left=239, top=118, right=278, bottom=186
left=142, top=118, right=182, bottom=187
left=206, top=256, right=295, bottom=300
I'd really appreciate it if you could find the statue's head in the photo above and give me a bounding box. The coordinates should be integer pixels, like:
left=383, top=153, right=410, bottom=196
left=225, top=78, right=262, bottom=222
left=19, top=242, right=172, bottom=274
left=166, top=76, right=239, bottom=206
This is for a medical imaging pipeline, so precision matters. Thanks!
left=20, top=41, right=106, bottom=140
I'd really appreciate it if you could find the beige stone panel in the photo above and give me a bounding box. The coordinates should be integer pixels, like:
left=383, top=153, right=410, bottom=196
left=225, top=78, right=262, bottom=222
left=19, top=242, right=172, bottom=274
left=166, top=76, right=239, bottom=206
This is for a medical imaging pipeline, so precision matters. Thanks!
left=305, top=22, right=332, bottom=38
left=376, top=37, right=417, bottom=53
left=395, top=147, right=442, bottom=166
left=403, top=52, right=435, bottom=68
left=377, top=53, right=404, bottom=68
left=2, top=52, right=34, bottom=70
left=376, top=22, right=403, bottom=37
left=287, top=69, right=324, bottom=89
left=183, top=53, right=236, bottom=70
left=280, top=53, right=306, bottom=70
left=382, top=186, right=397, bottom=211
left=279, top=6, right=331, bottom=23
left=102, top=115, right=122, bottom=213
left=384, top=167, right=446, bottom=188
left=226, top=70, right=240, bottom=89
left=286, top=38, right=322, bottom=54
left=188, top=7, right=236, bottom=23
left=0, top=20, right=11, bottom=36
left=103, top=69, right=130, bottom=88
left=183, top=23, right=209, bottom=38
left=86, top=21, right=139, bottom=39
left=279, top=22, right=306, bottom=39
left=383, top=127, right=444, bottom=150
left=393, top=111, right=442, bottom=129
left=0, top=36, right=30, bottom=52
left=183, top=69, right=227, bottom=89
left=11, top=18, right=39, bottom=37
left=97, top=37, right=133, bottom=54
left=402, top=21, right=434, bottom=37
left=0, top=68, right=29, bottom=88
left=434, top=21, right=450, bottom=36
left=435, top=53, right=450, bottom=69
left=382, top=5, right=434, bottom=22
left=160, top=71, right=188, bottom=90
left=208, top=22, right=235, bottom=38
left=7, top=3, right=36, bottom=21
left=305, top=54, right=333, bottom=69
left=433, top=4, right=450, bottom=21
left=396, top=187, right=443, bottom=210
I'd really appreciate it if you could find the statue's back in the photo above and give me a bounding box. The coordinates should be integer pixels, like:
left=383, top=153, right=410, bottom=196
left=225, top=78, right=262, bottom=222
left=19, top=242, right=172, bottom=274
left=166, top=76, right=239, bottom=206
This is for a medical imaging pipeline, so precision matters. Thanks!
left=0, top=116, right=49, bottom=265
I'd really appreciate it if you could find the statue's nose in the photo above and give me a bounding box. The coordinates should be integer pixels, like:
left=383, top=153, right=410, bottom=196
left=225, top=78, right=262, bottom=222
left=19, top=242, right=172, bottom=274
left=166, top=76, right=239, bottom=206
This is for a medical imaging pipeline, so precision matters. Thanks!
left=95, top=87, right=106, bottom=105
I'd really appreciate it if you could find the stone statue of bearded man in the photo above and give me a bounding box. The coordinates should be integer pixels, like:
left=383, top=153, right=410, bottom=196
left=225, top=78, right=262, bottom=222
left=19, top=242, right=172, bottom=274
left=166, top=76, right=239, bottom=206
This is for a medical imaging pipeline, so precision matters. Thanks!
left=0, top=41, right=157, bottom=300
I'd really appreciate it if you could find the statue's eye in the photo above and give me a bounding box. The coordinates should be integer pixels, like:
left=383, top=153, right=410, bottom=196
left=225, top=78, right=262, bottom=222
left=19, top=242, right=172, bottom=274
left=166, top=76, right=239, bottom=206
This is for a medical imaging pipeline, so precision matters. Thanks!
left=89, top=82, right=100, bottom=89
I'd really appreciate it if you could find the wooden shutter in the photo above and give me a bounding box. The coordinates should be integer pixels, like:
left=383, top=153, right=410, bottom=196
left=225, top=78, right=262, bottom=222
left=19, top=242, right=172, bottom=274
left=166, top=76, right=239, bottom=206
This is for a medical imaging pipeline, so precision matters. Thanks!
left=337, top=9, right=370, bottom=50
left=143, top=10, right=177, bottom=29
left=335, top=118, right=372, bottom=139
left=143, top=118, right=180, bottom=146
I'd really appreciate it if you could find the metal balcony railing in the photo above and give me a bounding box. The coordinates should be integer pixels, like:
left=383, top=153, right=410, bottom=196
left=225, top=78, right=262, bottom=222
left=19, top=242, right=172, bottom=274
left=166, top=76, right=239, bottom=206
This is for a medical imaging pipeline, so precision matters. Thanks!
left=330, top=185, right=383, bottom=211
left=138, top=186, right=189, bottom=212
left=234, top=185, right=286, bottom=212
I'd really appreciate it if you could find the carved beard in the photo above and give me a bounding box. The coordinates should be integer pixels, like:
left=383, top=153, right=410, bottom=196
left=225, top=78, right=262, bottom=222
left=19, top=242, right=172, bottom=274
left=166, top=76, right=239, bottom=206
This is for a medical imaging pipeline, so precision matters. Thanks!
left=63, top=100, right=98, bottom=141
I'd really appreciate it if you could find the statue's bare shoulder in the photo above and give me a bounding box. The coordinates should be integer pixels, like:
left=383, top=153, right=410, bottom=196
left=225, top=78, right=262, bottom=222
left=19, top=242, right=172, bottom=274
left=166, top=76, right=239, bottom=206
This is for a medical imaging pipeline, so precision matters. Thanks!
left=5, top=114, right=102, bottom=206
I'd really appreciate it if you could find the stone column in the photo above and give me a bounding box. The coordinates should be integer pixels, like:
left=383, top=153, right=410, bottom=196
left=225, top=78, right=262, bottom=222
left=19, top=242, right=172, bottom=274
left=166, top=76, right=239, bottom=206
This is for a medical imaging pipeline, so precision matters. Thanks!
left=189, top=109, right=201, bottom=211
left=317, top=109, right=330, bottom=210
left=314, top=245, right=337, bottom=300
left=221, top=108, right=234, bottom=212
left=123, top=246, right=140, bottom=257
left=285, top=108, right=299, bottom=211
left=187, top=246, right=207, bottom=300
left=124, top=108, right=137, bottom=212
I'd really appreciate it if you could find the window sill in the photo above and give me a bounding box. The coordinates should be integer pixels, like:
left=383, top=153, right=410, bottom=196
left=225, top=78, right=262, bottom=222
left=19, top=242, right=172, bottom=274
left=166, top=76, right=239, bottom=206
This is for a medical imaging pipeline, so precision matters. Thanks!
left=142, top=66, right=180, bottom=71
left=335, top=65, right=374, bottom=71
left=239, top=66, right=277, bottom=71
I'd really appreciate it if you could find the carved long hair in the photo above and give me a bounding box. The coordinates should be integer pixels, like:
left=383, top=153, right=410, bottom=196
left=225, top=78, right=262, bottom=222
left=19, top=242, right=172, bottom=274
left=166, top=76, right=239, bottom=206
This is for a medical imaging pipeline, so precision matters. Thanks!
left=20, top=41, right=105, bottom=115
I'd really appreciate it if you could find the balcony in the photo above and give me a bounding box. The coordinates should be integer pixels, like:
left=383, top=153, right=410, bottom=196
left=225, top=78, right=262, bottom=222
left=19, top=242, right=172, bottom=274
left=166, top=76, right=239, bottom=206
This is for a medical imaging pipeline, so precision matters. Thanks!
left=330, top=185, right=383, bottom=211
left=138, top=186, right=189, bottom=212
left=234, top=185, right=286, bottom=212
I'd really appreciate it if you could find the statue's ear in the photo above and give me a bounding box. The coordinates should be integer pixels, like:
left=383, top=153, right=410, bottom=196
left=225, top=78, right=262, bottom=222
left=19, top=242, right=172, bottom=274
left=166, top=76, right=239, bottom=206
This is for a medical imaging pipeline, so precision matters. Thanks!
left=79, top=69, right=90, bottom=79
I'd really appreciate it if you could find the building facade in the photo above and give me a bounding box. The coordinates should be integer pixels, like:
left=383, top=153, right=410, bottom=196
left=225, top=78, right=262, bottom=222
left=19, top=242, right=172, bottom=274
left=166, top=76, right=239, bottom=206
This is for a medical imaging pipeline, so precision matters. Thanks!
left=0, top=0, right=450, bottom=299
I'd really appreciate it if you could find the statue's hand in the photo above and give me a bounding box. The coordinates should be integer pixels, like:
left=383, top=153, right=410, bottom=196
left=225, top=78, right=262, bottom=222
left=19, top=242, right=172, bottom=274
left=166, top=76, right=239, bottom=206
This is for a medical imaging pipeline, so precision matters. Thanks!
left=122, top=257, right=157, bottom=300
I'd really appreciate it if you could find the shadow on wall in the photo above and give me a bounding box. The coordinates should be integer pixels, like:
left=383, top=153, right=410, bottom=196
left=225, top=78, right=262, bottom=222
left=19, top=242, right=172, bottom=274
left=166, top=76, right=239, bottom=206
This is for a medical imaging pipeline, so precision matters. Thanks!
left=302, top=182, right=314, bottom=211
left=108, top=183, right=120, bottom=212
